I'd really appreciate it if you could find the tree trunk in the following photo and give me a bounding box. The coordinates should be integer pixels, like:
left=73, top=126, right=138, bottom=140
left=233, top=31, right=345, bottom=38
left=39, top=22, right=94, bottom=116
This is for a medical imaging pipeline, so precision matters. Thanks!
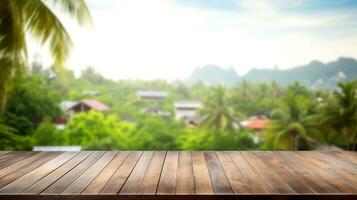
left=351, top=131, right=356, bottom=151
left=0, top=84, right=7, bottom=115
left=343, top=128, right=351, bottom=150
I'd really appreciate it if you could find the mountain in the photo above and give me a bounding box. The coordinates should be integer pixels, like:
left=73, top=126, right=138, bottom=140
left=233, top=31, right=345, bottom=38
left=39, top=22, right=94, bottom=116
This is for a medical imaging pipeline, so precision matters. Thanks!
left=242, top=57, right=357, bottom=87
left=186, top=65, right=239, bottom=85
left=185, top=57, right=357, bottom=87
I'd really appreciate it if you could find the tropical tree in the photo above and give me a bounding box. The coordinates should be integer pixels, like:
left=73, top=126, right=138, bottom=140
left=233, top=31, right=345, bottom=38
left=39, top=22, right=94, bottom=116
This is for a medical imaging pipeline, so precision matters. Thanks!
left=3, top=74, right=62, bottom=136
left=0, top=0, right=92, bottom=113
left=32, top=118, right=65, bottom=146
left=318, top=81, right=357, bottom=150
left=199, top=86, right=236, bottom=132
left=178, top=127, right=255, bottom=150
left=0, top=118, right=32, bottom=150
left=262, top=93, right=324, bottom=150
left=0, top=118, right=16, bottom=143
left=63, top=111, right=137, bottom=150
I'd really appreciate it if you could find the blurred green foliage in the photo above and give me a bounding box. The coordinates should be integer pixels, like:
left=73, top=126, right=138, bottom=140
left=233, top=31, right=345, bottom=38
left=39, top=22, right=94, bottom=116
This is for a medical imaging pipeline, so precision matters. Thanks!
left=0, top=66, right=356, bottom=151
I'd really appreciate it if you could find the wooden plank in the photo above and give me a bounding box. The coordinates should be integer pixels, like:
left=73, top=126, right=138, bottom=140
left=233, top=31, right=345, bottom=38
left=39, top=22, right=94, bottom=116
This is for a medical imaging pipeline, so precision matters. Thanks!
left=316, top=152, right=357, bottom=170
left=308, top=152, right=357, bottom=187
left=279, top=152, right=340, bottom=194
left=62, top=151, right=117, bottom=194
left=120, top=151, right=154, bottom=195
left=293, top=152, right=355, bottom=193
left=192, top=151, right=214, bottom=195
left=0, top=152, right=38, bottom=170
left=22, top=151, right=92, bottom=195
left=138, top=151, right=166, bottom=195
left=100, top=151, right=142, bottom=195
left=176, top=152, right=195, bottom=195
left=330, top=151, right=357, bottom=165
left=0, top=152, right=10, bottom=157
left=157, top=151, right=179, bottom=195
left=0, top=152, right=77, bottom=194
left=0, top=151, right=355, bottom=197
left=41, top=151, right=104, bottom=195
left=0, top=152, right=49, bottom=179
left=204, top=152, right=233, bottom=195
left=216, top=151, right=251, bottom=194
left=229, top=152, right=270, bottom=194
left=82, top=151, right=129, bottom=194
left=0, top=152, right=61, bottom=189
left=0, top=152, right=23, bottom=164
left=253, top=152, right=314, bottom=194
left=242, top=152, right=294, bottom=194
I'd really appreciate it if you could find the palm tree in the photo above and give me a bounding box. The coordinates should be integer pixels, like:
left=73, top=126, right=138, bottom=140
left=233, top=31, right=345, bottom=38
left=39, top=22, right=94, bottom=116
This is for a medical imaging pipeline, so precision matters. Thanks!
left=0, top=118, right=19, bottom=149
left=199, top=86, right=236, bottom=132
left=263, top=93, right=324, bottom=150
left=287, top=82, right=310, bottom=96
left=0, top=0, right=92, bottom=113
left=318, top=81, right=357, bottom=150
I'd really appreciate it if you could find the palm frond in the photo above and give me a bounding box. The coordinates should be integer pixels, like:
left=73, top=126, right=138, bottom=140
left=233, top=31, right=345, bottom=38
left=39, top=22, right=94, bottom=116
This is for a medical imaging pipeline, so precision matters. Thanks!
left=23, top=0, right=73, bottom=72
left=0, top=119, right=17, bottom=142
left=47, top=0, right=93, bottom=26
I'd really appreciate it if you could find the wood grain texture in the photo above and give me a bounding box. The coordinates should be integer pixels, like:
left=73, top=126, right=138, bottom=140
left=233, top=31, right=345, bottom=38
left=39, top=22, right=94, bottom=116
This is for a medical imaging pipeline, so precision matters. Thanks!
left=62, top=151, right=117, bottom=194
left=256, top=151, right=314, bottom=194
left=0, top=152, right=77, bottom=194
left=22, top=151, right=92, bottom=195
left=139, top=151, right=166, bottom=195
left=82, top=151, right=129, bottom=194
left=216, top=152, right=251, bottom=194
left=0, top=152, right=61, bottom=189
left=279, top=151, right=340, bottom=194
left=0, top=152, right=49, bottom=179
left=0, top=152, right=10, bottom=157
left=157, top=151, right=179, bottom=195
left=119, top=151, right=154, bottom=195
left=0, top=152, right=38, bottom=170
left=204, top=152, right=233, bottom=195
left=242, top=152, right=295, bottom=194
left=100, top=151, right=142, bottom=195
left=41, top=151, right=103, bottom=195
left=176, top=152, right=195, bottom=195
left=229, top=151, right=270, bottom=194
left=192, top=151, right=214, bottom=195
left=0, top=151, right=355, bottom=199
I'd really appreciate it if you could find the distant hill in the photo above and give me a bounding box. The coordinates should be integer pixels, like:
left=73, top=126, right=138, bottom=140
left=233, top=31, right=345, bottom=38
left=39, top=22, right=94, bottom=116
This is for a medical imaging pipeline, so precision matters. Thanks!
left=186, top=65, right=239, bottom=85
left=186, top=57, right=357, bottom=87
left=243, top=57, right=357, bottom=87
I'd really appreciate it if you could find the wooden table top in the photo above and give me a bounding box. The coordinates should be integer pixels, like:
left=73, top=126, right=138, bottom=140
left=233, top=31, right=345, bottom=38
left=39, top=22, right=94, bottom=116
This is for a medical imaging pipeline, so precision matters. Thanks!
left=0, top=151, right=356, bottom=199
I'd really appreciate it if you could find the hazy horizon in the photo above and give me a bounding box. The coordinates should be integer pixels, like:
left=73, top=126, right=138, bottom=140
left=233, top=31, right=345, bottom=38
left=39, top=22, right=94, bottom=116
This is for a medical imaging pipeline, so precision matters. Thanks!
left=29, top=0, right=357, bottom=80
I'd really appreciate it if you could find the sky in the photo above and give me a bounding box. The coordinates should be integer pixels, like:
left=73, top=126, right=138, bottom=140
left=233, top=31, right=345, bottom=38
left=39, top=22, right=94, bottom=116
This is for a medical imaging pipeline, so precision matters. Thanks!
left=30, top=0, right=357, bottom=80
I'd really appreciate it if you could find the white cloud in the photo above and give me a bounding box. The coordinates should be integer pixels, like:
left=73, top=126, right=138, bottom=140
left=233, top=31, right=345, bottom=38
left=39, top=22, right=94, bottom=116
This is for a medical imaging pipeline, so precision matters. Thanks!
left=29, top=0, right=357, bottom=80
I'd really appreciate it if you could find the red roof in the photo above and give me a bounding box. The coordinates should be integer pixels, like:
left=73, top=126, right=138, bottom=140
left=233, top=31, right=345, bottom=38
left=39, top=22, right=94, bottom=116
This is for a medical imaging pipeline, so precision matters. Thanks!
left=243, top=118, right=269, bottom=131
left=81, top=99, right=109, bottom=111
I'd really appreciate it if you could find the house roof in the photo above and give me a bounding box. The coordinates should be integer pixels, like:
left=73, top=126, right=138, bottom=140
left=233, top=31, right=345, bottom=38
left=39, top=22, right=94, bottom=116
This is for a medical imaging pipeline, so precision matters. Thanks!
left=60, top=101, right=77, bottom=111
left=67, top=99, right=109, bottom=112
left=174, top=100, right=202, bottom=109
left=136, top=90, right=168, bottom=98
left=242, top=117, right=269, bottom=130
left=81, top=99, right=109, bottom=111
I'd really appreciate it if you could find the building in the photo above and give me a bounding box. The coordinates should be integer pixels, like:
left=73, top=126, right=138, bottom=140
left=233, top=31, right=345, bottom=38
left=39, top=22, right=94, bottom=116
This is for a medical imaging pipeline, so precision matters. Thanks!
left=136, top=90, right=168, bottom=100
left=82, top=90, right=100, bottom=96
left=33, top=146, right=81, bottom=151
left=66, top=99, right=109, bottom=116
left=174, top=100, right=202, bottom=124
left=60, top=99, right=109, bottom=117
left=241, top=116, right=269, bottom=131
left=59, top=101, right=77, bottom=112
left=55, top=99, right=109, bottom=129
